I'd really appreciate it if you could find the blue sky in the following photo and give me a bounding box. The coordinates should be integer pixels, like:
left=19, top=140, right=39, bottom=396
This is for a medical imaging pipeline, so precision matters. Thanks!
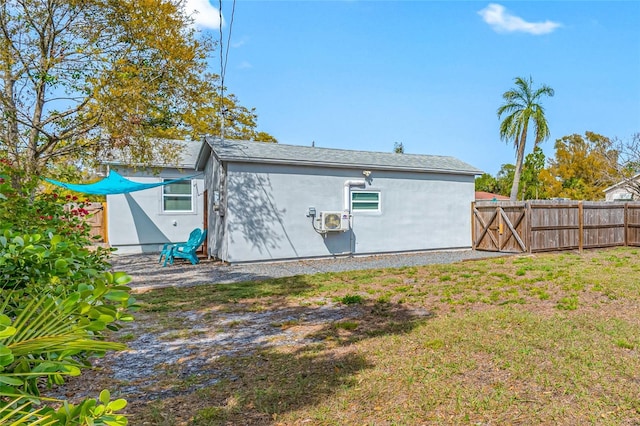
left=188, top=1, right=640, bottom=176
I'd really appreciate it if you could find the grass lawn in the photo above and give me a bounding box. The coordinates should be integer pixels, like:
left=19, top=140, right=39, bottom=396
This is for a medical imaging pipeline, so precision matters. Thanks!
left=100, top=247, right=640, bottom=425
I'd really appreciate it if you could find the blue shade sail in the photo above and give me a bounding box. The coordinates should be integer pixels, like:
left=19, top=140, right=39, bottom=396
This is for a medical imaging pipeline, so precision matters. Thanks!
left=45, top=170, right=200, bottom=195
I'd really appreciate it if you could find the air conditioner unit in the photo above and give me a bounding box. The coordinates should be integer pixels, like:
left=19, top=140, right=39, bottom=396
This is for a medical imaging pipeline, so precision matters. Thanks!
left=318, top=211, right=350, bottom=232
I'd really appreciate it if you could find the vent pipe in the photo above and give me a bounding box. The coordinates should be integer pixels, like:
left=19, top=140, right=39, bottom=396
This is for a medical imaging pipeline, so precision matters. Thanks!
left=344, top=180, right=366, bottom=211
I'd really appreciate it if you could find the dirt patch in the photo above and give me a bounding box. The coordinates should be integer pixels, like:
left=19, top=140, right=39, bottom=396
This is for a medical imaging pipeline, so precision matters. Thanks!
left=53, top=295, right=431, bottom=424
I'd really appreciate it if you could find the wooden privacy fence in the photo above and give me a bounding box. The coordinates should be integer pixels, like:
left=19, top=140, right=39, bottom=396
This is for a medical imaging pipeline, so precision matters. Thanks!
left=65, top=202, right=107, bottom=243
left=84, top=202, right=107, bottom=242
left=472, top=200, right=640, bottom=253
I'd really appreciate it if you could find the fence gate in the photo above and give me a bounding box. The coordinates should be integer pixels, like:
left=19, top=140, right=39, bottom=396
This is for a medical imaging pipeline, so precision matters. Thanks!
left=472, top=202, right=528, bottom=253
left=626, top=204, right=640, bottom=246
left=84, top=202, right=106, bottom=243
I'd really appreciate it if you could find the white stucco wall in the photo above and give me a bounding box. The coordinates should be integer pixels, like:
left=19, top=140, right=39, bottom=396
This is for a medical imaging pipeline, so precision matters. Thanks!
left=219, top=162, right=475, bottom=263
left=604, top=187, right=635, bottom=202
left=106, top=168, right=205, bottom=254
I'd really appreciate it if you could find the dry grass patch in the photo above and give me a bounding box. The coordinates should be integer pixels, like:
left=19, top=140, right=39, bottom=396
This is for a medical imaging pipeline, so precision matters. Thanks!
left=56, top=247, right=640, bottom=425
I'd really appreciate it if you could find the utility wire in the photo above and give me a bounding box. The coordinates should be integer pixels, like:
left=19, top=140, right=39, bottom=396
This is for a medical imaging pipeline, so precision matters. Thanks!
left=218, top=0, right=236, bottom=141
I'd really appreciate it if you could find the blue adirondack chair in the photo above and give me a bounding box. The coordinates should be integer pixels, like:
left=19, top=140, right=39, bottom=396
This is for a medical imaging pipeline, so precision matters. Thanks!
left=159, top=228, right=207, bottom=266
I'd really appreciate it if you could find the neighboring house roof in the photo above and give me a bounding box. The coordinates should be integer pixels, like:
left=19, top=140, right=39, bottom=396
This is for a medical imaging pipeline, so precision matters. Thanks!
left=103, top=139, right=202, bottom=169
left=603, top=173, right=640, bottom=193
left=475, top=191, right=509, bottom=200
left=197, top=138, right=482, bottom=176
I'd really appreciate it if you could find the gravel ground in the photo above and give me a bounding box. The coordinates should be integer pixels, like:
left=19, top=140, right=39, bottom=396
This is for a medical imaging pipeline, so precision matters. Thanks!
left=112, top=249, right=511, bottom=291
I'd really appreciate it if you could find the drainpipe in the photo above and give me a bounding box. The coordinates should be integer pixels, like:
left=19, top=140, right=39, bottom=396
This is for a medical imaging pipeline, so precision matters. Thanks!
left=344, top=180, right=366, bottom=256
left=344, top=180, right=366, bottom=211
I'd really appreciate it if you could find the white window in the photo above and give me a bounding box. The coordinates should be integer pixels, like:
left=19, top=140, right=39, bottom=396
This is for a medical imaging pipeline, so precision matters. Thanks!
left=162, top=179, right=193, bottom=212
left=351, top=191, right=381, bottom=212
left=614, top=193, right=633, bottom=201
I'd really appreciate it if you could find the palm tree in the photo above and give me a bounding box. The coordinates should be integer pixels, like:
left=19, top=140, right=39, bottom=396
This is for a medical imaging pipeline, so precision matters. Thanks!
left=498, top=76, right=554, bottom=200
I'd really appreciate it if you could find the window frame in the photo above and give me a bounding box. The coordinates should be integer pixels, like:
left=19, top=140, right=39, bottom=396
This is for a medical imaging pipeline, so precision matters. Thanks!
left=161, top=179, right=194, bottom=213
left=350, top=190, right=381, bottom=213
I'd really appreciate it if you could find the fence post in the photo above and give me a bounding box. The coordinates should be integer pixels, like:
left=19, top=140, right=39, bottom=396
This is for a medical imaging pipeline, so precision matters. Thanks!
left=578, top=201, right=583, bottom=253
left=497, top=206, right=504, bottom=250
left=526, top=202, right=532, bottom=253
left=624, top=202, right=629, bottom=246
left=471, top=201, right=476, bottom=250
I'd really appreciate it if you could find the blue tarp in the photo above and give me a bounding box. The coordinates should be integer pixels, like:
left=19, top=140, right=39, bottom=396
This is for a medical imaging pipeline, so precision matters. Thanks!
left=45, top=170, right=200, bottom=195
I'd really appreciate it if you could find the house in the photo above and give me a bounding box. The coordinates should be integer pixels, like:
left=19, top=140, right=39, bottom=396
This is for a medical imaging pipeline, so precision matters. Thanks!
left=195, top=138, right=482, bottom=263
left=104, top=140, right=205, bottom=254
left=603, top=174, right=640, bottom=202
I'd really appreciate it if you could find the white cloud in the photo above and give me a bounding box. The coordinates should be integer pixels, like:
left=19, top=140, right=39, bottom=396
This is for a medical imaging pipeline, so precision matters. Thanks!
left=232, top=37, right=248, bottom=48
left=478, top=3, right=561, bottom=35
left=238, top=61, right=252, bottom=69
left=184, top=0, right=222, bottom=30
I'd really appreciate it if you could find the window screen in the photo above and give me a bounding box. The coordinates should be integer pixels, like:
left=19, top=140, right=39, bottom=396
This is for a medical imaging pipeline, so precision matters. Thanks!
left=351, top=191, right=380, bottom=212
left=163, top=180, right=193, bottom=212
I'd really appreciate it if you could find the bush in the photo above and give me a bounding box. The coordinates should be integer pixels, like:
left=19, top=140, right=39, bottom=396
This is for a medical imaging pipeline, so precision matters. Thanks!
left=0, top=162, right=134, bottom=424
left=0, top=171, right=112, bottom=288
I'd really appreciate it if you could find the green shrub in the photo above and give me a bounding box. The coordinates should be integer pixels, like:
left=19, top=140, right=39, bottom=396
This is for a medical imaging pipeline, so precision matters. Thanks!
left=0, top=390, right=129, bottom=425
left=0, top=230, right=111, bottom=291
left=0, top=166, right=112, bottom=292
left=0, top=253, right=133, bottom=424
left=0, top=163, right=133, bottom=424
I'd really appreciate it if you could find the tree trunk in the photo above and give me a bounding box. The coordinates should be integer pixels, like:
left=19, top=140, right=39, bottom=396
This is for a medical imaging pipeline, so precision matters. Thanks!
left=510, top=124, right=529, bottom=200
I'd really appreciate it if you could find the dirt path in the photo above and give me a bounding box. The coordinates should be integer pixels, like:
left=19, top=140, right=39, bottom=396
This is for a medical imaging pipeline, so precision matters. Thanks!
left=54, top=293, right=431, bottom=424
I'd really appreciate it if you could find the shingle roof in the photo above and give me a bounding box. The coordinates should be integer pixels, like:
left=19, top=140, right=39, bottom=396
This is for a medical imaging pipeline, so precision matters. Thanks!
left=103, top=139, right=202, bottom=169
left=603, top=173, right=640, bottom=193
left=202, top=138, right=482, bottom=175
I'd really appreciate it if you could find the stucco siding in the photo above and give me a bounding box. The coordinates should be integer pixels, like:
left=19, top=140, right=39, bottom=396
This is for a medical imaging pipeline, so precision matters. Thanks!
left=222, top=162, right=474, bottom=263
left=351, top=171, right=473, bottom=254
left=107, top=167, right=204, bottom=254
left=604, top=187, right=635, bottom=202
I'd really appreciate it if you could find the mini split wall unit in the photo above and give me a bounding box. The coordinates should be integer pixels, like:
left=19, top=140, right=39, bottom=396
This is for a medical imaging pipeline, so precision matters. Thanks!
left=196, top=138, right=482, bottom=263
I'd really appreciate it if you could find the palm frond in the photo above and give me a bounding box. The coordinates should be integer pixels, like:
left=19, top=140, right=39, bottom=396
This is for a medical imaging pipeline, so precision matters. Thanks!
left=1, top=290, right=127, bottom=399
left=514, top=76, right=533, bottom=99
left=533, top=84, right=555, bottom=99
left=0, top=396, right=55, bottom=425
left=10, top=337, right=124, bottom=356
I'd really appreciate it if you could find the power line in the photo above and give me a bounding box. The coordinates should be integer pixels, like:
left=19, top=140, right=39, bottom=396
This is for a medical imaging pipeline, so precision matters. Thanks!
left=218, top=0, right=236, bottom=141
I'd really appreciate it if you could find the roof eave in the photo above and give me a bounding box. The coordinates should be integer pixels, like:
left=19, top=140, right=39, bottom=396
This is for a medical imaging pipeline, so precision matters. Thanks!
left=603, top=172, right=640, bottom=192
left=195, top=138, right=212, bottom=171
left=217, top=156, right=481, bottom=176
left=104, top=161, right=196, bottom=170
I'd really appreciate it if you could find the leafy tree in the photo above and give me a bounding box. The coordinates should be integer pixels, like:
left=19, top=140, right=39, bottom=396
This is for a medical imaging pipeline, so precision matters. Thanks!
left=546, top=132, right=618, bottom=200
left=520, top=147, right=547, bottom=200
left=393, top=142, right=405, bottom=153
left=609, top=132, right=640, bottom=197
left=475, top=155, right=547, bottom=200
left=495, top=163, right=516, bottom=196
left=0, top=0, right=274, bottom=190
left=497, top=76, right=554, bottom=200
left=538, top=168, right=562, bottom=198
left=475, top=173, right=499, bottom=193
